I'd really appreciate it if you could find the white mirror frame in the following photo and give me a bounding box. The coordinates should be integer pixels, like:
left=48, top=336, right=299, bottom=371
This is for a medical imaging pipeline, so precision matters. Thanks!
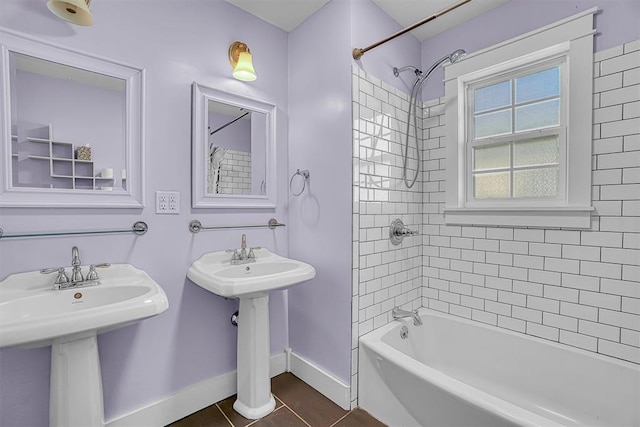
left=0, top=29, right=145, bottom=208
left=192, top=82, right=276, bottom=209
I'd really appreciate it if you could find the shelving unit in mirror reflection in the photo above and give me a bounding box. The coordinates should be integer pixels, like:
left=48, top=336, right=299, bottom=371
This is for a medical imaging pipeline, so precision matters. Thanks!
left=10, top=123, right=123, bottom=191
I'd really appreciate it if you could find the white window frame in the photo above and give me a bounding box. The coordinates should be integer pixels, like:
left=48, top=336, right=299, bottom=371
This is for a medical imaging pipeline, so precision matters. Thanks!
left=466, top=58, right=566, bottom=206
left=444, top=8, right=597, bottom=228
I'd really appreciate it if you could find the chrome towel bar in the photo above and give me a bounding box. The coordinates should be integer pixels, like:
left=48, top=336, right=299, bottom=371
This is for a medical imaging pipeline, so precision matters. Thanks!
left=189, top=219, right=285, bottom=233
left=0, top=221, right=148, bottom=240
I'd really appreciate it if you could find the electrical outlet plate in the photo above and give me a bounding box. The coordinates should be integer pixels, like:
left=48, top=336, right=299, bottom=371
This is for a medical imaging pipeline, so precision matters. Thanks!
left=156, top=191, right=179, bottom=214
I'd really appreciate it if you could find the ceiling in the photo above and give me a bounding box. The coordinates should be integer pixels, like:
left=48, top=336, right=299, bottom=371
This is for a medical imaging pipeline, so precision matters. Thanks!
left=224, top=0, right=510, bottom=40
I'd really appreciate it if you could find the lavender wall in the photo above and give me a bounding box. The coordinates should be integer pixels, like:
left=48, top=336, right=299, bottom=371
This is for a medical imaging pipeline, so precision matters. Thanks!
left=421, top=0, right=640, bottom=100
left=208, top=110, right=251, bottom=152
left=350, top=0, right=422, bottom=93
left=287, top=0, right=424, bottom=388
left=0, top=1, right=289, bottom=426
left=16, top=70, right=125, bottom=185
left=287, top=0, right=353, bottom=384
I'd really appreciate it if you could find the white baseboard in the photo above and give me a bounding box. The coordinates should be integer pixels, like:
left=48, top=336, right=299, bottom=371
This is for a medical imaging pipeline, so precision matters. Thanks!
left=106, top=352, right=287, bottom=427
left=288, top=350, right=351, bottom=410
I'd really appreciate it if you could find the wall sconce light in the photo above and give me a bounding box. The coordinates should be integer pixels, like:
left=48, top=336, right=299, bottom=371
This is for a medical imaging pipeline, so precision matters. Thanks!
left=228, top=41, right=257, bottom=82
left=47, top=0, right=94, bottom=26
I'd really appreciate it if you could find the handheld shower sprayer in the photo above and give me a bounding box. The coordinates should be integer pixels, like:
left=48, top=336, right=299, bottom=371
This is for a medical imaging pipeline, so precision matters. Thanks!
left=393, top=48, right=467, bottom=189
left=449, top=49, right=467, bottom=64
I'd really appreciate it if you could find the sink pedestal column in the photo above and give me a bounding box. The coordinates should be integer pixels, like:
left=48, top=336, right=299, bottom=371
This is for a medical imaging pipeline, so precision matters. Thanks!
left=50, top=335, right=105, bottom=427
left=233, top=294, right=276, bottom=419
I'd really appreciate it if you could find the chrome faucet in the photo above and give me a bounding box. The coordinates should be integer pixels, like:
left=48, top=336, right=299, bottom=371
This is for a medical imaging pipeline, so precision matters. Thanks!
left=40, top=246, right=110, bottom=289
left=392, top=307, right=423, bottom=326
left=70, top=246, right=84, bottom=283
left=228, top=234, right=260, bottom=265
left=240, top=234, right=248, bottom=260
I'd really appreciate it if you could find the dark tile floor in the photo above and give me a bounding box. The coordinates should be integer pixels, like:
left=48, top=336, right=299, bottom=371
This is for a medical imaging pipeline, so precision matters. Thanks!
left=168, top=373, right=387, bottom=427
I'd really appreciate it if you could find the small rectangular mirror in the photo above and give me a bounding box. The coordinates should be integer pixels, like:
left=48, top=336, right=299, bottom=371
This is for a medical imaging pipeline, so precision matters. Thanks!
left=0, top=30, right=144, bottom=208
left=192, top=82, right=276, bottom=209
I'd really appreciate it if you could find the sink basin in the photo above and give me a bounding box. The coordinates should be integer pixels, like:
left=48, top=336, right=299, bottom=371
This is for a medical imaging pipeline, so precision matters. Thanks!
left=187, top=248, right=315, bottom=419
left=0, top=263, right=168, bottom=427
left=0, top=263, right=169, bottom=349
left=187, top=248, right=315, bottom=298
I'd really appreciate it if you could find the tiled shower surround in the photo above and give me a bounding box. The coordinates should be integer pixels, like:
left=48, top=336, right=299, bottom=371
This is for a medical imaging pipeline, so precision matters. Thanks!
left=218, top=149, right=251, bottom=194
left=351, top=68, right=425, bottom=406
left=351, top=39, right=639, bottom=405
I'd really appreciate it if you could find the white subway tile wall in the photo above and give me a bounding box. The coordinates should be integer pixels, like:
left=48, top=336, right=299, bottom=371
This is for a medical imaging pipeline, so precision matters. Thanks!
left=351, top=39, right=640, bottom=406
left=217, top=149, right=251, bottom=194
left=351, top=67, right=424, bottom=407
left=422, top=41, right=639, bottom=365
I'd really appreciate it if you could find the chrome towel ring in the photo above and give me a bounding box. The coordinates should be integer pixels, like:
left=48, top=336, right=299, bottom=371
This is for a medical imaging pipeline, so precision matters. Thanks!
left=290, top=169, right=310, bottom=196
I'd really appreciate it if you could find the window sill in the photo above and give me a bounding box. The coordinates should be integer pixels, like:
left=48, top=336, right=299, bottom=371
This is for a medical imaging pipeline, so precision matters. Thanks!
left=443, top=206, right=594, bottom=229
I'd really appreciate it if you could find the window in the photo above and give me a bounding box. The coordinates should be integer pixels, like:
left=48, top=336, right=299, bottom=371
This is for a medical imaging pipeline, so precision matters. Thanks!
left=468, top=61, right=565, bottom=203
left=444, top=8, right=596, bottom=228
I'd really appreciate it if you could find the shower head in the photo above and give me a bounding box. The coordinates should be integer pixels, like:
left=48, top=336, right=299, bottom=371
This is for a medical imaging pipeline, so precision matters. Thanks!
left=449, top=49, right=467, bottom=64
left=417, top=48, right=467, bottom=85
left=393, top=65, right=422, bottom=78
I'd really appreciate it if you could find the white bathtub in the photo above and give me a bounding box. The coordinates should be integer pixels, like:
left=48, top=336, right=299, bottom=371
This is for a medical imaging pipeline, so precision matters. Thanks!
left=359, top=309, right=640, bottom=427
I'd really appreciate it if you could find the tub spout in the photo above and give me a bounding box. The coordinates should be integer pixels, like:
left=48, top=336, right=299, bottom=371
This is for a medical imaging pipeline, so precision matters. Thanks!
left=392, top=307, right=422, bottom=326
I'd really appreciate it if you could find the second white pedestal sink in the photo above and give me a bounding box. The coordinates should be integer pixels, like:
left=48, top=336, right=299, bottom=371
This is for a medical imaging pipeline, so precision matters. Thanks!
left=187, top=248, right=315, bottom=419
left=0, top=264, right=169, bottom=427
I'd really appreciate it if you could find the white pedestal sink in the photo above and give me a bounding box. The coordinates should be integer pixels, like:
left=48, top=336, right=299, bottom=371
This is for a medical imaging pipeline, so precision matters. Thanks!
left=0, top=264, right=169, bottom=427
left=187, top=248, right=315, bottom=419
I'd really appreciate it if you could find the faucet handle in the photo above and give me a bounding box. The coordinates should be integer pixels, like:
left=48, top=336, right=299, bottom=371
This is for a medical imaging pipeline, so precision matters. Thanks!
left=86, top=263, right=109, bottom=281
left=41, top=267, right=70, bottom=287
left=56, top=268, right=70, bottom=286
left=248, top=247, right=261, bottom=259
left=87, top=265, right=98, bottom=281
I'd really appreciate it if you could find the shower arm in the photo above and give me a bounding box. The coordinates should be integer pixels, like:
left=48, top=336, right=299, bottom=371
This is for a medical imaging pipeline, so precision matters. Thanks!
left=352, top=0, right=472, bottom=60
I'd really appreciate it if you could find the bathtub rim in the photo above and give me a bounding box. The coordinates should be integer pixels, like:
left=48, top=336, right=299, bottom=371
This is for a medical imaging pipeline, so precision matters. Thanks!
left=360, top=308, right=640, bottom=371
left=358, top=308, right=640, bottom=427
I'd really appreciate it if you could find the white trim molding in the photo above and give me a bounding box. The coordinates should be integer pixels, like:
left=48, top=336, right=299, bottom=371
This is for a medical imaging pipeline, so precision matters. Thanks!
left=0, top=28, right=145, bottom=208
left=444, top=8, right=597, bottom=229
left=191, top=82, right=277, bottom=209
left=288, top=350, right=351, bottom=410
left=106, top=352, right=287, bottom=427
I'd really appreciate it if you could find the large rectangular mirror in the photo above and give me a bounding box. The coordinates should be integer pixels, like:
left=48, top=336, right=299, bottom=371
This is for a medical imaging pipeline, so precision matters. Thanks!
left=0, top=29, right=144, bottom=208
left=192, top=82, right=276, bottom=209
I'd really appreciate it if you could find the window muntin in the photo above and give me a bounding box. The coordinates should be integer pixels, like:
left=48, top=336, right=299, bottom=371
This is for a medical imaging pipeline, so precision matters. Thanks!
left=467, top=60, right=565, bottom=203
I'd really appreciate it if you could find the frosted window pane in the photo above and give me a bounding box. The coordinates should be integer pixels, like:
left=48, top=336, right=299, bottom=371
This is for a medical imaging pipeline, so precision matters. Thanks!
left=513, top=168, right=558, bottom=198
left=515, top=99, right=560, bottom=132
left=514, top=136, right=559, bottom=167
left=475, top=110, right=511, bottom=138
left=474, top=143, right=510, bottom=170
left=515, top=67, right=560, bottom=104
left=474, top=172, right=510, bottom=199
left=475, top=81, right=511, bottom=113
